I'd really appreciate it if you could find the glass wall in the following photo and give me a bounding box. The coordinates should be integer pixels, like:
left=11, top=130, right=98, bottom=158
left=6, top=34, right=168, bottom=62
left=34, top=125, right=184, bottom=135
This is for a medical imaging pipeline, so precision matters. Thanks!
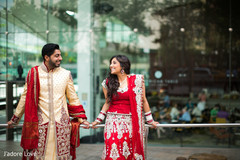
left=0, top=0, right=239, bottom=147
left=93, top=0, right=240, bottom=147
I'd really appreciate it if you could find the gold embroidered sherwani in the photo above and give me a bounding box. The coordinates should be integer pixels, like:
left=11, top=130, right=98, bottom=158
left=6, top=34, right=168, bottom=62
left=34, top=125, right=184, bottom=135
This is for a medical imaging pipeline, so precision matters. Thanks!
left=11, top=63, right=84, bottom=160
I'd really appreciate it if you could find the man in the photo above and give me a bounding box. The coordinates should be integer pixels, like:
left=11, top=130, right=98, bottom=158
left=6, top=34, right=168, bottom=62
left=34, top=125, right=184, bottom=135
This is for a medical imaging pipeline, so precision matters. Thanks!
left=179, top=107, right=191, bottom=122
left=191, top=103, right=202, bottom=123
left=8, top=43, right=89, bottom=159
left=163, top=92, right=170, bottom=108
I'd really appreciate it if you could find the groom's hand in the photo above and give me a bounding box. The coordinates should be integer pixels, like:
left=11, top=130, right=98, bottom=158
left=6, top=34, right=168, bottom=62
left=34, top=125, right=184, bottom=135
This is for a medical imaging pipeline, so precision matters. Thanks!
left=81, top=120, right=90, bottom=129
left=7, top=121, right=14, bottom=128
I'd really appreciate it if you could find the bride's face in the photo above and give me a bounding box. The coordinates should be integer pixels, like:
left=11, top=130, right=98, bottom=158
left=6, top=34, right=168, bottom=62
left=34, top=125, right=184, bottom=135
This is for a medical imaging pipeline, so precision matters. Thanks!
left=110, top=58, right=121, bottom=75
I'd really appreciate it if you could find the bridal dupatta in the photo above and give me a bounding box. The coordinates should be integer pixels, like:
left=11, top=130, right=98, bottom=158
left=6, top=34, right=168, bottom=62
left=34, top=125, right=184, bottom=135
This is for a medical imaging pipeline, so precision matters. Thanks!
left=128, top=74, right=146, bottom=160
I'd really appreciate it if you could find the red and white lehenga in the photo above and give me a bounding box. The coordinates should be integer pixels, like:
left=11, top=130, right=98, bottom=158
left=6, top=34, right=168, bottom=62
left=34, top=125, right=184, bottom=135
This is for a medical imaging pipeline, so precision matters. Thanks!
left=101, top=74, right=146, bottom=160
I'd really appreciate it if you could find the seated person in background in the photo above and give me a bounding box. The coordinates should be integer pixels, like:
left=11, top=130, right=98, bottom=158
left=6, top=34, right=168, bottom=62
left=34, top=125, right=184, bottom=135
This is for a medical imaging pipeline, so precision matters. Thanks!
left=152, top=106, right=160, bottom=121
left=210, top=104, right=220, bottom=122
left=191, top=103, right=202, bottom=123
left=197, top=91, right=207, bottom=112
left=217, top=106, right=229, bottom=121
left=160, top=92, right=170, bottom=108
left=179, top=107, right=191, bottom=123
left=159, top=107, right=170, bottom=123
left=170, top=103, right=180, bottom=123
left=157, top=107, right=169, bottom=138
left=186, top=99, right=194, bottom=112
left=163, top=91, right=170, bottom=108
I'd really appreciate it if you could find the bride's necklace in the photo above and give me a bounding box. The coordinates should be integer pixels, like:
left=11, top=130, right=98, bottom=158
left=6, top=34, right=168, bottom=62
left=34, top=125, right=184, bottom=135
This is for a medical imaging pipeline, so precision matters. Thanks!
left=119, top=77, right=127, bottom=87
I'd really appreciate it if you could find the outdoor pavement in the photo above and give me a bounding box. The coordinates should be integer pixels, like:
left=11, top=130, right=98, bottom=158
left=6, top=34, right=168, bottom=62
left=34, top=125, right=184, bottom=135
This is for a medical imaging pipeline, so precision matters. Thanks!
left=0, top=141, right=239, bottom=160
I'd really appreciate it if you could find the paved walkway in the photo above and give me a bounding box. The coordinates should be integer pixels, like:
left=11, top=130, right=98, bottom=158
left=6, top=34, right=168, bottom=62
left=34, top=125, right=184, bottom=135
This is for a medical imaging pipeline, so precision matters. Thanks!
left=0, top=141, right=239, bottom=160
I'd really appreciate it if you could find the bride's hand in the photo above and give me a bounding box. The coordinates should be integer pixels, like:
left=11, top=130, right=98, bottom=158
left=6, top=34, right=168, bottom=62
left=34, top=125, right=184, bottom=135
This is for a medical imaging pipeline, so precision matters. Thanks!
left=151, top=121, right=159, bottom=129
left=91, top=121, right=99, bottom=129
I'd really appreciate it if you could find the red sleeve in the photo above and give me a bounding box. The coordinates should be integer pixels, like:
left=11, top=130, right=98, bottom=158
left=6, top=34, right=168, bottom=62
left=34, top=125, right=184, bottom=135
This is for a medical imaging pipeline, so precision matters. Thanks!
left=67, top=104, right=87, bottom=120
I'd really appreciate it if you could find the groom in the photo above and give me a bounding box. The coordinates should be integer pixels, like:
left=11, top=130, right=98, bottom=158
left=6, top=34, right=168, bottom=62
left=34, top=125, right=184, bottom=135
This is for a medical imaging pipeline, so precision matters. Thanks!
left=8, top=43, right=89, bottom=160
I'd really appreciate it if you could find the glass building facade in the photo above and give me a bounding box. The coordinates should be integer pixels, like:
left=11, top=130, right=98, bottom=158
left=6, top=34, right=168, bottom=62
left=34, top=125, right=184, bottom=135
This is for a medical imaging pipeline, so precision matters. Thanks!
left=0, top=0, right=239, bottom=148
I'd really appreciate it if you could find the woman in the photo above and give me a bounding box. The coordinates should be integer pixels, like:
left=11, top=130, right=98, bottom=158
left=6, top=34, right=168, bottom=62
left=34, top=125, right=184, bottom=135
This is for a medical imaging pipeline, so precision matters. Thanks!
left=92, top=55, right=158, bottom=160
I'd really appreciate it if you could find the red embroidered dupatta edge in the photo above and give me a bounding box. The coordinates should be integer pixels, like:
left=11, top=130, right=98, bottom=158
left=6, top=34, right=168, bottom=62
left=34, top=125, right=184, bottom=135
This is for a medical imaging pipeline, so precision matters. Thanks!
left=128, top=74, right=145, bottom=160
left=21, top=66, right=39, bottom=150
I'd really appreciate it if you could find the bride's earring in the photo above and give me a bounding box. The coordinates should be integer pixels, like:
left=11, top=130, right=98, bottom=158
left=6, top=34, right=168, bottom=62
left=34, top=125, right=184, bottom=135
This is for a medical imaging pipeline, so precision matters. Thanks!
left=121, top=69, right=124, bottom=75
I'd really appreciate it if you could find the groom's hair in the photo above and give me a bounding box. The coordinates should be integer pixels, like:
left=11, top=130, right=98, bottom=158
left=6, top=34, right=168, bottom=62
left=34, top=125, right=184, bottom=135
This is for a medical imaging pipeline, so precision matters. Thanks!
left=42, top=43, right=60, bottom=61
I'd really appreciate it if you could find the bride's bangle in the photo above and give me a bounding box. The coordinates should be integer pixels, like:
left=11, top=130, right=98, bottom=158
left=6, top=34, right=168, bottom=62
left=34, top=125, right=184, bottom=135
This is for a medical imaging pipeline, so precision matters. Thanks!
left=95, top=110, right=106, bottom=123
left=145, top=111, right=154, bottom=124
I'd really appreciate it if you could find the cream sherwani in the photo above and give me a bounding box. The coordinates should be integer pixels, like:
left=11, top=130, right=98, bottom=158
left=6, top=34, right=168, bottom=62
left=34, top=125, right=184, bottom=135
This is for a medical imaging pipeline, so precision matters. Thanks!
left=12, top=63, right=83, bottom=160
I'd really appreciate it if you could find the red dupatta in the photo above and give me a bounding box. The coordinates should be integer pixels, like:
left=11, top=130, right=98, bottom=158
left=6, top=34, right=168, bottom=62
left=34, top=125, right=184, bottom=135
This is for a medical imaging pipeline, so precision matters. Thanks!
left=68, top=104, right=87, bottom=160
left=128, top=74, right=145, bottom=160
left=21, top=66, right=40, bottom=150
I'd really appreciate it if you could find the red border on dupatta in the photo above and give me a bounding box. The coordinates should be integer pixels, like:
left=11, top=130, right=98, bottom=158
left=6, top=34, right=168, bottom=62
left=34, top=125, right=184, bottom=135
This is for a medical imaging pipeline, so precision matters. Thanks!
left=128, top=74, right=145, bottom=160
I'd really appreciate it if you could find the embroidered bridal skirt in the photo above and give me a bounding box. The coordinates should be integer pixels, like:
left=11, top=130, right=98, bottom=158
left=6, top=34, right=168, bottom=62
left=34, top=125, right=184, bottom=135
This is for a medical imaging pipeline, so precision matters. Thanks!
left=102, top=113, right=133, bottom=160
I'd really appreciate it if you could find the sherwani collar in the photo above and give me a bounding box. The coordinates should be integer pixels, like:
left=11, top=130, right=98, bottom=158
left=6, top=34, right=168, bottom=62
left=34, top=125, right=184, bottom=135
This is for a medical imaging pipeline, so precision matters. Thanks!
left=40, top=62, right=61, bottom=73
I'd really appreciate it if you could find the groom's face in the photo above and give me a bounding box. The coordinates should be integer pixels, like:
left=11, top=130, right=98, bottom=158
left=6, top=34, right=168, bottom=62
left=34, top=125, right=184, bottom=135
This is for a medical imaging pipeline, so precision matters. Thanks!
left=47, top=49, right=62, bottom=68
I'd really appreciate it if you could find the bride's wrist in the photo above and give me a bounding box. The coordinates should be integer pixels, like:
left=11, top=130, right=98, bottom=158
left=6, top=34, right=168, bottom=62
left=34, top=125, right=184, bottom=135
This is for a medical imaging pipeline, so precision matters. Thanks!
left=145, top=111, right=154, bottom=124
left=95, top=110, right=106, bottom=124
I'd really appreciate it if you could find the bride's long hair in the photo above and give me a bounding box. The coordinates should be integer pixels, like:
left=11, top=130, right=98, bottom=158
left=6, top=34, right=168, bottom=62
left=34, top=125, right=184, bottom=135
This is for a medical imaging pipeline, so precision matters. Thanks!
left=107, top=55, right=131, bottom=103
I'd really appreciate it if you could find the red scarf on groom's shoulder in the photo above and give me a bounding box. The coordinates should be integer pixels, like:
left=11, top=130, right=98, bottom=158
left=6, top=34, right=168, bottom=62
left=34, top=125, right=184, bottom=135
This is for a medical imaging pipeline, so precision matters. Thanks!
left=20, top=66, right=87, bottom=160
left=21, top=66, right=40, bottom=150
